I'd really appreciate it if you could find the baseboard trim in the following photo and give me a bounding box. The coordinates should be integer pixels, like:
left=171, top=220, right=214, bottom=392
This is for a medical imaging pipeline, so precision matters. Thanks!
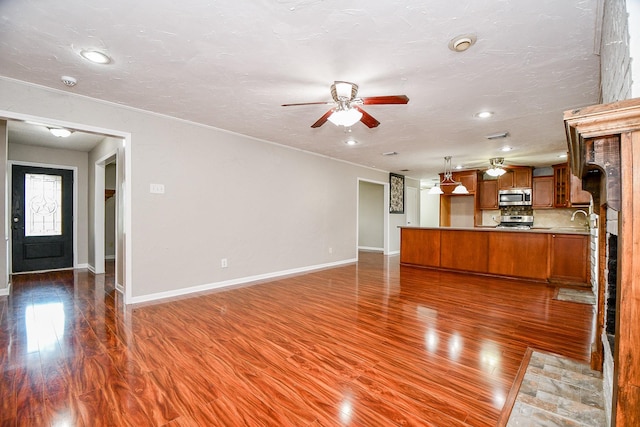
left=358, top=246, right=384, bottom=252
left=128, top=258, right=358, bottom=305
left=0, top=283, right=10, bottom=296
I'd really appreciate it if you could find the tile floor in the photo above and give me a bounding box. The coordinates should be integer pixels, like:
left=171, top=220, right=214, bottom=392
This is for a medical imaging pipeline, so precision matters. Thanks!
left=507, top=350, right=606, bottom=427
left=555, top=288, right=596, bottom=305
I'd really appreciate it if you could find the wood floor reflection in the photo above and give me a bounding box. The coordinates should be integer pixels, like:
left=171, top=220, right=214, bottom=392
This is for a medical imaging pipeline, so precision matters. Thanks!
left=0, top=253, right=594, bottom=426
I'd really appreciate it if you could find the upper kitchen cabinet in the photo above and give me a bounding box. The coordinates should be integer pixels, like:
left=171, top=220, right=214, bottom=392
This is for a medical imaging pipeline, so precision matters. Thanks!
left=479, top=180, right=498, bottom=209
left=532, top=176, right=554, bottom=208
left=553, top=163, right=592, bottom=207
left=497, top=167, right=532, bottom=190
left=439, top=170, right=477, bottom=195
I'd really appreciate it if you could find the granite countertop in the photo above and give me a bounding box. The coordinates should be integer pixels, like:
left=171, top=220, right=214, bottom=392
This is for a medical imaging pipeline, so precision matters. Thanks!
left=400, top=226, right=591, bottom=235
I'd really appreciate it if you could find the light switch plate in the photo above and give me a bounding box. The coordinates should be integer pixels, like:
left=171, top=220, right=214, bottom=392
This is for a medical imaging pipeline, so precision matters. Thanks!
left=150, top=183, right=165, bottom=194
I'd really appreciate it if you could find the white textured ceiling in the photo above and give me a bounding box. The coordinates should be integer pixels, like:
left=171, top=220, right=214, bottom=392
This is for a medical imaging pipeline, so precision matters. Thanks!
left=0, top=0, right=601, bottom=182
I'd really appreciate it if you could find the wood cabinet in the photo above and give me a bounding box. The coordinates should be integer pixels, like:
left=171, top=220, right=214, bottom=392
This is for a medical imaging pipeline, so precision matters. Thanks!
left=487, top=232, right=549, bottom=280
left=532, top=176, right=554, bottom=208
left=440, top=230, right=488, bottom=272
left=478, top=180, right=498, bottom=209
left=498, top=167, right=532, bottom=189
left=570, top=173, right=592, bottom=206
left=553, top=163, right=592, bottom=207
left=550, top=233, right=589, bottom=284
left=400, top=227, right=589, bottom=285
left=400, top=228, right=440, bottom=267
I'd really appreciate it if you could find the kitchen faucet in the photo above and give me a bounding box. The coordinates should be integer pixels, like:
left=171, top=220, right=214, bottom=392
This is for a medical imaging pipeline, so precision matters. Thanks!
left=571, top=209, right=589, bottom=226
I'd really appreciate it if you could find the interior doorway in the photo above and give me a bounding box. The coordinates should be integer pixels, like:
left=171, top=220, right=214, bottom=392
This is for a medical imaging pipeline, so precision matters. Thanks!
left=2, top=112, right=130, bottom=301
left=357, top=178, right=389, bottom=255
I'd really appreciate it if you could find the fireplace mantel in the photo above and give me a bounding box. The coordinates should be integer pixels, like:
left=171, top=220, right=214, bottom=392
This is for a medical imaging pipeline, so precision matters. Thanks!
left=564, top=97, right=640, bottom=426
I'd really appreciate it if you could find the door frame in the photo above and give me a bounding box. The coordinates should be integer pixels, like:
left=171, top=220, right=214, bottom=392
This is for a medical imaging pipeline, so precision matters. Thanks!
left=93, top=152, right=117, bottom=277
left=356, top=177, right=390, bottom=258
left=8, top=161, right=78, bottom=273
left=1, top=110, right=132, bottom=303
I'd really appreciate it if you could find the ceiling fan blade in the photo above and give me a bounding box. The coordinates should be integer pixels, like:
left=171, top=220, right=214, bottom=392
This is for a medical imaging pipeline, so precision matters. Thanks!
left=282, top=101, right=334, bottom=107
left=311, top=109, right=335, bottom=128
left=361, top=95, right=409, bottom=105
left=353, top=106, right=380, bottom=128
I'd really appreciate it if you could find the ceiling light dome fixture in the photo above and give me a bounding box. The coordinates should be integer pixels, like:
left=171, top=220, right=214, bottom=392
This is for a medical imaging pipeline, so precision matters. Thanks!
left=486, top=157, right=507, bottom=177
left=430, top=156, right=469, bottom=195
left=327, top=108, right=363, bottom=127
left=49, top=128, right=72, bottom=138
left=80, top=49, right=112, bottom=64
left=449, top=34, right=477, bottom=52
left=475, top=111, right=494, bottom=119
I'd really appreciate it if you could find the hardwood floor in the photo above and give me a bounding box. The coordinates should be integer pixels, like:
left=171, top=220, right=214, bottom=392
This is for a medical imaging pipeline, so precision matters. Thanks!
left=0, top=252, right=595, bottom=426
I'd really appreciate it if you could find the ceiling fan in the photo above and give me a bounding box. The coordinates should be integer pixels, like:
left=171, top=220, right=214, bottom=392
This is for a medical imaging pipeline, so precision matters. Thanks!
left=282, top=81, right=409, bottom=128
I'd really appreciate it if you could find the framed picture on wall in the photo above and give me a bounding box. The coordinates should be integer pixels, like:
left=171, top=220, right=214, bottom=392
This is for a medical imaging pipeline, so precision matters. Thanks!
left=389, top=173, right=405, bottom=214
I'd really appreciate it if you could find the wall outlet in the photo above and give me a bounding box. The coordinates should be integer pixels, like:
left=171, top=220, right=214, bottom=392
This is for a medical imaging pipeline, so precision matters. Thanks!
left=221, top=258, right=228, bottom=268
left=328, top=247, right=333, bottom=254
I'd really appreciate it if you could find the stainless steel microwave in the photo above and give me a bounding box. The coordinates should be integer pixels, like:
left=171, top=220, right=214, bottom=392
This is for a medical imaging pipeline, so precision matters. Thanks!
left=498, top=188, right=532, bottom=206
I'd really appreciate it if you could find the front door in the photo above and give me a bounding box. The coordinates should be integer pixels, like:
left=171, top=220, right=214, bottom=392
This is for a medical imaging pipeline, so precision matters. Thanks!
left=11, top=165, right=74, bottom=273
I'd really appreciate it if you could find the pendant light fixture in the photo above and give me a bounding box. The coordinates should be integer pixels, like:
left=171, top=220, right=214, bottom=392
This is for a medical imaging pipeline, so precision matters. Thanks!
left=430, top=156, right=469, bottom=195
left=486, top=157, right=507, bottom=177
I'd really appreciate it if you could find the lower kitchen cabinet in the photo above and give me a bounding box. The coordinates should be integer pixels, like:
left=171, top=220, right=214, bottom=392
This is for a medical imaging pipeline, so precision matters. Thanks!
left=550, top=233, right=589, bottom=284
left=400, top=227, right=590, bottom=285
left=440, top=230, right=488, bottom=272
left=400, top=228, right=440, bottom=267
left=487, top=232, right=549, bottom=280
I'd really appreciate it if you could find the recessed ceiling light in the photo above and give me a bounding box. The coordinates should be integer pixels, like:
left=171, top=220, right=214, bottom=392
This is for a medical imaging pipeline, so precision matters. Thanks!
left=475, top=111, right=494, bottom=119
left=501, top=146, right=513, bottom=152
left=80, top=49, right=112, bottom=64
left=345, top=139, right=358, bottom=146
left=449, top=34, right=477, bottom=52
left=455, top=164, right=463, bottom=170
left=49, top=128, right=72, bottom=138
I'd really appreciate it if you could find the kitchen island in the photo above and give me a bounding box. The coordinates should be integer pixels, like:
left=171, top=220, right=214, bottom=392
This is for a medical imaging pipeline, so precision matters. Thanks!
left=400, top=226, right=590, bottom=285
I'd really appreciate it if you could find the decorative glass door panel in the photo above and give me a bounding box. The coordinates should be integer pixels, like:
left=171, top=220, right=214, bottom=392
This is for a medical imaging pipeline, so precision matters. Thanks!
left=25, top=173, right=63, bottom=237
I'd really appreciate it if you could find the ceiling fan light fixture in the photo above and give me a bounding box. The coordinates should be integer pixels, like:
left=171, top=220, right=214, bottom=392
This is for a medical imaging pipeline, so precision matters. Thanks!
left=486, top=157, right=507, bottom=176
left=327, top=108, right=363, bottom=127
left=333, top=81, right=357, bottom=99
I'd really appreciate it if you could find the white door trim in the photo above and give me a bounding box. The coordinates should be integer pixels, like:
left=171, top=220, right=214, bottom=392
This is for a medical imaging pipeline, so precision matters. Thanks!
left=356, top=177, right=390, bottom=257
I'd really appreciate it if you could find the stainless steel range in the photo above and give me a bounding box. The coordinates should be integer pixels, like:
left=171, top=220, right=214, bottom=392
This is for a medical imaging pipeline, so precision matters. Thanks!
left=497, top=207, right=534, bottom=229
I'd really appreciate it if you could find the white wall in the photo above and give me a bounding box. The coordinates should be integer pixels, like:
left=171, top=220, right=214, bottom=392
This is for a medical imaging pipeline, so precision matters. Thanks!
left=450, top=196, right=474, bottom=228
left=358, top=181, right=384, bottom=251
left=0, top=77, right=391, bottom=302
left=420, top=189, right=440, bottom=227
